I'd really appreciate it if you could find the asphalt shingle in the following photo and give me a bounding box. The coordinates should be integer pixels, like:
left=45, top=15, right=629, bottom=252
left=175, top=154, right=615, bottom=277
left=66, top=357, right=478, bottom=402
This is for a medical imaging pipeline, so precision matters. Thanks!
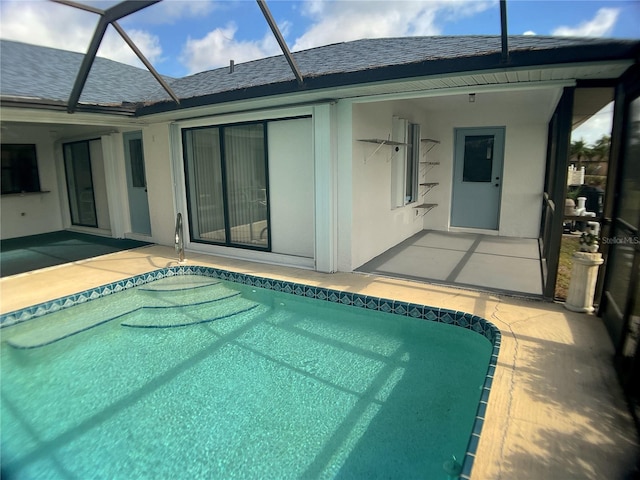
left=1, top=36, right=638, bottom=111
left=0, top=40, right=174, bottom=105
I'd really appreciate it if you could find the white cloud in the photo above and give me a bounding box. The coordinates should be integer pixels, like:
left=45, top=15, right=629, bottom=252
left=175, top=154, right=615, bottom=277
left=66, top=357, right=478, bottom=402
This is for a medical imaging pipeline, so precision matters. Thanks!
left=98, top=27, right=164, bottom=67
left=292, top=0, right=495, bottom=51
left=523, top=30, right=536, bottom=36
left=0, top=1, right=96, bottom=53
left=0, top=0, right=163, bottom=68
left=130, top=0, right=217, bottom=25
left=572, top=102, right=614, bottom=146
left=552, top=7, right=619, bottom=37
left=180, top=22, right=281, bottom=74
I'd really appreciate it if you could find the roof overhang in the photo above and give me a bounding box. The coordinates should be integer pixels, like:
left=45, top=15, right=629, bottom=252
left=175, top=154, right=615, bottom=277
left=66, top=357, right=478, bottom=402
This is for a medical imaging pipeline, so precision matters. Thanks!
left=136, top=60, right=634, bottom=123
left=0, top=96, right=139, bottom=116
left=0, top=104, right=147, bottom=128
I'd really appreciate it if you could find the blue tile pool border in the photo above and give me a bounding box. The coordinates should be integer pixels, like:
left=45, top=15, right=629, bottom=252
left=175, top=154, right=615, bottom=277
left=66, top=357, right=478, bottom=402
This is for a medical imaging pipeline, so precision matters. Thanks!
left=0, top=266, right=501, bottom=479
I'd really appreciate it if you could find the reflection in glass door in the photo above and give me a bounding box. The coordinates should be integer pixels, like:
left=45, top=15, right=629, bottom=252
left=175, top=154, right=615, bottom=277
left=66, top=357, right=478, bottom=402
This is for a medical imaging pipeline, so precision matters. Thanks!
left=601, top=93, right=640, bottom=395
left=63, top=140, right=97, bottom=227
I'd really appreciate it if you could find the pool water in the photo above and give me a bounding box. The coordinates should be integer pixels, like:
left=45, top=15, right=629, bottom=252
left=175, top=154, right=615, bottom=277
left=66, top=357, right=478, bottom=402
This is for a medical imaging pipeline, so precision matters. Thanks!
left=1, top=275, right=493, bottom=479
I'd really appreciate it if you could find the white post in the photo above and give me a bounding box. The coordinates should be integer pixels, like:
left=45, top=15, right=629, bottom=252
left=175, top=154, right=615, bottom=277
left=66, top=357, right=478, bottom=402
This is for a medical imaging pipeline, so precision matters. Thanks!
left=565, top=252, right=604, bottom=313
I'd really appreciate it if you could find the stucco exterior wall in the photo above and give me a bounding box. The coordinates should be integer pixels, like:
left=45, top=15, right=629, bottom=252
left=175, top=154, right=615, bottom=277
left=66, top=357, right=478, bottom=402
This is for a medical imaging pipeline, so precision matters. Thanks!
left=1, top=126, right=63, bottom=239
left=141, top=123, right=176, bottom=246
left=351, top=101, right=428, bottom=270
left=420, top=90, right=552, bottom=238
left=347, top=88, right=558, bottom=271
left=268, top=118, right=315, bottom=258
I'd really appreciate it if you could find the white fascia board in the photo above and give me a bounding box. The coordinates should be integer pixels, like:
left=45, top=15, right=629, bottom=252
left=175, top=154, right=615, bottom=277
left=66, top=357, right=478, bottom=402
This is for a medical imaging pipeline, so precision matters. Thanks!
left=336, top=60, right=631, bottom=103
left=347, top=79, right=577, bottom=105
left=175, top=104, right=314, bottom=130
left=0, top=106, right=146, bottom=128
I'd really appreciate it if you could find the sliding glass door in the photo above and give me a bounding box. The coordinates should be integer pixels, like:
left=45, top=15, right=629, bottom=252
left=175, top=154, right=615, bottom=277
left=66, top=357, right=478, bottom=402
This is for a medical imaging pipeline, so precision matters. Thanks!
left=183, top=122, right=270, bottom=250
left=63, top=140, right=97, bottom=227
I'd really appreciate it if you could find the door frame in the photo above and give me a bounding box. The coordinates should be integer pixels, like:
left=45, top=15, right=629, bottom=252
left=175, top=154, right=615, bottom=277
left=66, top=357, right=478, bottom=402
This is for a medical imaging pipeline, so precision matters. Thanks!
left=123, top=131, right=152, bottom=236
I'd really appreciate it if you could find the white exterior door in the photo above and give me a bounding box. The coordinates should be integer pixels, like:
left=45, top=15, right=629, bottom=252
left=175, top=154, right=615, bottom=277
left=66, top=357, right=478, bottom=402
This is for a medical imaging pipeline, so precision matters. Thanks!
left=451, top=127, right=505, bottom=230
left=124, top=132, right=151, bottom=235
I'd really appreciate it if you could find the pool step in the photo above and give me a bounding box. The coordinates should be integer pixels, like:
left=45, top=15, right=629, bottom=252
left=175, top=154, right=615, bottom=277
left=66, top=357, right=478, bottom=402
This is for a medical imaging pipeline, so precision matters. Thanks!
left=138, top=282, right=241, bottom=307
left=6, top=282, right=259, bottom=348
left=121, top=296, right=264, bottom=328
left=138, top=276, right=220, bottom=292
left=6, top=293, right=144, bottom=349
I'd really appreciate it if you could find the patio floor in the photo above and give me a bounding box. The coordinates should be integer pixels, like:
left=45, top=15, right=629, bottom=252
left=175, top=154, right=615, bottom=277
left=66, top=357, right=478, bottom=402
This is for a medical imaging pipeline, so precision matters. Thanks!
left=0, top=230, right=149, bottom=277
left=1, top=245, right=638, bottom=479
left=357, top=230, right=543, bottom=297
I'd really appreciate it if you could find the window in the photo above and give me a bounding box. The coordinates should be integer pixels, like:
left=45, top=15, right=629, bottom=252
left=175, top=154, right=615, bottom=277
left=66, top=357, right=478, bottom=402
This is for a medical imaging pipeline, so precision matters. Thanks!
left=63, top=140, right=98, bottom=227
left=183, top=121, right=270, bottom=250
left=405, top=123, right=420, bottom=203
left=391, top=118, right=420, bottom=207
left=128, top=138, right=146, bottom=188
left=1, top=144, right=41, bottom=194
left=462, top=135, right=494, bottom=182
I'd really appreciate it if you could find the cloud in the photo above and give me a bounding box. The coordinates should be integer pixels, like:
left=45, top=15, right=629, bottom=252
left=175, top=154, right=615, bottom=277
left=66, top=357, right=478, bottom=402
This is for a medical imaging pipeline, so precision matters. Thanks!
left=98, top=28, right=164, bottom=67
left=0, top=1, right=95, bottom=53
left=292, top=0, right=495, bottom=51
left=523, top=30, right=536, bottom=36
left=0, top=0, right=163, bottom=68
left=552, top=7, right=619, bottom=37
left=180, top=22, right=281, bottom=74
left=572, top=102, right=614, bottom=146
left=129, top=0, right=217, bottom=25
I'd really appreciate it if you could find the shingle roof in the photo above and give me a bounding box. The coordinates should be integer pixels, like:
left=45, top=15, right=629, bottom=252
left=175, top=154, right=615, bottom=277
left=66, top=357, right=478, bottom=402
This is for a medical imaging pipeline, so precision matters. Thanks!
left=168, top=36, right=640, bottom=101
left=1, top=35, right=638, bottom=114
left=0, top=39, right=174, bottom=105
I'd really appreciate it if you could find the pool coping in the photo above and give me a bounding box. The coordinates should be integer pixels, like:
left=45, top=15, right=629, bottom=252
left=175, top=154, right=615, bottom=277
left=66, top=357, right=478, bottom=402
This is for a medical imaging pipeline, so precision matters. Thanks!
left=0, top=265, right=502, bottom=479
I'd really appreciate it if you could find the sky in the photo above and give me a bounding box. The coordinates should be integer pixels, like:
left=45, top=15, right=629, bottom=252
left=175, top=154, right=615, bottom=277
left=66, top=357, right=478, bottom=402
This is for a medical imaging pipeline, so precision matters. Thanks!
left=1, top=0, right=638, bottom=143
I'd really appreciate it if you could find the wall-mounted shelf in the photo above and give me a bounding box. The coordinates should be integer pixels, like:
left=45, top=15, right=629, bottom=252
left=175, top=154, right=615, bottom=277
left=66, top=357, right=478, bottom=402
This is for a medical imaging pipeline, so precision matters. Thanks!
left=419, top=182, right=439, bottom=196
left=414, top=203, right=438, bottom=215
left=421, top=138, right=441, bottom=153
left=417, top=139, right=439, bottom=210
left=358, top=138, right=408, bottom=163
left=359, top=139, right=408, bottom=146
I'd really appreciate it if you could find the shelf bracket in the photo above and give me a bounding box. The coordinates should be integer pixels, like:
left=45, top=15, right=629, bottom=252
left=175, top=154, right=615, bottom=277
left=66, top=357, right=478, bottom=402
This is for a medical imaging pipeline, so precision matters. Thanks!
left=358, top=137, right=407, bottom=163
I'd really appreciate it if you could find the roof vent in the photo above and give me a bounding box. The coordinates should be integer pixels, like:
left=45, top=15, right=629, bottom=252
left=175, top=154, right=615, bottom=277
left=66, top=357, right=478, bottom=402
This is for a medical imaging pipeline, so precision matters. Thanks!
left=229, top=60, right=234, bottom=74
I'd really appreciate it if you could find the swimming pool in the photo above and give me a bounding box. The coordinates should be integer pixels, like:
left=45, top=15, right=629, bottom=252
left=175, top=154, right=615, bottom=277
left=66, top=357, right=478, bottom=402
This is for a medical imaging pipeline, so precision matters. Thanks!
left=1, top=266, right=500, bottom=479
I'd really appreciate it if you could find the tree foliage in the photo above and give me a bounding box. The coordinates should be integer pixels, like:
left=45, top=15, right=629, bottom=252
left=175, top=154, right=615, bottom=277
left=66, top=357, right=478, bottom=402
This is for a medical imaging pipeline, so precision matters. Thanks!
left=570, top=134, right=611, bottom=164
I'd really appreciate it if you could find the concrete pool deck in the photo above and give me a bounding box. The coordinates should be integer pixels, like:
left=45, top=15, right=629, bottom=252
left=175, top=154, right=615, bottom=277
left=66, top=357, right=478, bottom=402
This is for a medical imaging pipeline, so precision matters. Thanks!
left=1, top=244, right=638, bottom=479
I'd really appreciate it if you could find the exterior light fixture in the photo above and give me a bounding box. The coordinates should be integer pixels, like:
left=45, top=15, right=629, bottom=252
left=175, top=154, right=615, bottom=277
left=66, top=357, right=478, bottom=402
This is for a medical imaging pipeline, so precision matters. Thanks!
left=469, top=93, right=476, bottom=103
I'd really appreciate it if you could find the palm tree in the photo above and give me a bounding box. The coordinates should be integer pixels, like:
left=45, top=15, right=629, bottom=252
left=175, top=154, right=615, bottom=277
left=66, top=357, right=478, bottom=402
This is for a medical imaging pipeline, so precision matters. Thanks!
left=591, top=135, right=611, bottom=161
left=570, top=139, right=591, bottom=171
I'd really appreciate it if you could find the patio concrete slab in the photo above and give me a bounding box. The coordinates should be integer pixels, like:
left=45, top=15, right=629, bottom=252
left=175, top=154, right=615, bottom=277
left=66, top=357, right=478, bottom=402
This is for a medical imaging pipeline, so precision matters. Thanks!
left=456, top=253, right=542, bottom=295
left=365, top=244, right=467, bottom=281
left=357, top=230, right=544, bottom=297
left=1, top=245, right=638, bottom=479
left=475, top=236, right=540, bottom=259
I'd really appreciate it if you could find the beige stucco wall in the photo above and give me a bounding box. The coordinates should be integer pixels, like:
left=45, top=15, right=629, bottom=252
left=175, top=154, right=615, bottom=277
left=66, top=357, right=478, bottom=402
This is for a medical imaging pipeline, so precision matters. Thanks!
left=350, top=101, right=428, bottom=270
left=347, top=87, right=560, bottom=271
left=421, top=90, right=554, bottom=238
left=0, top=125, right=64, bottom=239
left=140, top=123, right=176, bottom=246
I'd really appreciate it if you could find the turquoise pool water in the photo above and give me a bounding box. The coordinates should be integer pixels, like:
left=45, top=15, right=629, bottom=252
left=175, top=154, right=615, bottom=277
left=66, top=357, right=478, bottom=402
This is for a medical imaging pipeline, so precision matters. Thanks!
left=1, top=270, right=497, bottom=479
